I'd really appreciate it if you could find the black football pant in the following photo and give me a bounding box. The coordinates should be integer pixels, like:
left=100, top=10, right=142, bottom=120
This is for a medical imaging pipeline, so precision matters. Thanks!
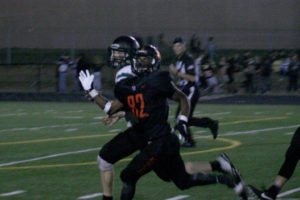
left=120, top=133, right=227, bottom=200
left=278, top=127, right=300, bottom=179
left=176, top=86, right=215, bottom=128
left=99, top=127, right=147, bottom=165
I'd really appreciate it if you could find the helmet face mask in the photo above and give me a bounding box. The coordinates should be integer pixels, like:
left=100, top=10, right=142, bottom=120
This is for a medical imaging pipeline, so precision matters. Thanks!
left=108, top=36, right=140, bottom=68
left=132, top=45, right=161, bottom=76
left=109, top=49, right=129, bottom=68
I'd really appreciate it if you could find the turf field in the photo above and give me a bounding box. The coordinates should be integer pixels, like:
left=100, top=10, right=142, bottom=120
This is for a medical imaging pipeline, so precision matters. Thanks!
left=0, top=102, right=299, bottom=200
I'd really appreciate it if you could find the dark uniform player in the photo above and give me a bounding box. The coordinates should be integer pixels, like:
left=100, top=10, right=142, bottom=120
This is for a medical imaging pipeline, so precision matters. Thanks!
left=248, top=127, right=300, bottom=200
left=79, top=45, right=248, bottom=200
left=169, top=37, right=219, bottom=147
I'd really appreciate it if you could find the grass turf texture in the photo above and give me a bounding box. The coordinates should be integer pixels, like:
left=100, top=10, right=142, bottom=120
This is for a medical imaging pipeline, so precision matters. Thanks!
left=0, top=102, right=299, bottom=200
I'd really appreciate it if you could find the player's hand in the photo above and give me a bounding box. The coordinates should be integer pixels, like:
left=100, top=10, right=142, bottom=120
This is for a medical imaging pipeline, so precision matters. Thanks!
left=102, top=111, right=125, bottom=127
left=169, top=65, right=178, bottom=75
left=79, top=70, right=94, bottom=91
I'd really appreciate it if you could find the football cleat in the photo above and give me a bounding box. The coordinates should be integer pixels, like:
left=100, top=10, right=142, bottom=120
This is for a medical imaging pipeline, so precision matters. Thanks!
left=209, top=120, right=219, bottom=139
left=216, top=153, right=235, bottom=174
left=232, top=168, right=248, bottom=200
left=247, top=185, right=275, bottom=200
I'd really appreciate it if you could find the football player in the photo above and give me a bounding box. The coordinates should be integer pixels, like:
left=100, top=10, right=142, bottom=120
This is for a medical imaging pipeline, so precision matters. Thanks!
left=79, top=45, right=248, bottom=200
left=248, top=127, right=300, bottom=200
left=169, top=37, right=219, bottom=147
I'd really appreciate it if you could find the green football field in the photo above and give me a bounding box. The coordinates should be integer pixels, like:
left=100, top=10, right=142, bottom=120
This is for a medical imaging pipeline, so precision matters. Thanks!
left=0, top=102, right=299, bottom=200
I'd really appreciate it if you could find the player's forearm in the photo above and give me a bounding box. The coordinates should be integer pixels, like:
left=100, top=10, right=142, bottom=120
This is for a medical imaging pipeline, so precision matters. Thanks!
left=172, top=89, right=190, bottom=117
left=94, top=94, right=109, bottom=110
left=177, top=72, right=196, bottom=82
left=93, top=95, right=123, bottom=115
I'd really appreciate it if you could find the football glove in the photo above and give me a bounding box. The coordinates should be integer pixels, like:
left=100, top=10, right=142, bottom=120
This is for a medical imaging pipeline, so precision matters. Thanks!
left=79, top=70, right=94, bottom=91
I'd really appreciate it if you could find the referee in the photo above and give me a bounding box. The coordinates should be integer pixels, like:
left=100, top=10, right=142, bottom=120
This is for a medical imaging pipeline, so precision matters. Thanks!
left=169, top=37, right=219, bottom=147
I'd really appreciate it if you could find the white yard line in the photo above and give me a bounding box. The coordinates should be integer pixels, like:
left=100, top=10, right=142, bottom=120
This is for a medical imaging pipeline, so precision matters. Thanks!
left=0, top=122, right=103, bottom=133
left=220, top=125, right=300, bottom=137
left=1, top=124, right=299, bottom=168
left=165, top=195, right=190, bottom=200
left=66, top=110, right=83, bottom=113
left=65, top=128, right=78, bottom=132
left=0, top=113, right=27, bottom=117
left=93, top=116, right=104, bottom=120
left=56, top=116, right=84, bottom=119
left=77, top=193, right=103, bottom=199
left=194, top=130, right=207, bottom=134
left=194, top=111, right=232, bottom=116
left=278, top=187, right=300, bottom=198
left=109, top=129, right=122, bottom=133
left=284, top=132, right=294, bottom=135
left=0, top=147, right=100, bottom=167
left=0, top=190, right=26, bottom=197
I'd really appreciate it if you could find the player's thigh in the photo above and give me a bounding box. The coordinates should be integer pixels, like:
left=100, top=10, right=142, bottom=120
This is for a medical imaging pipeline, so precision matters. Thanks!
left=120, top=151, right=157, bottom=183
left=99, top=129, right=139, bottom=164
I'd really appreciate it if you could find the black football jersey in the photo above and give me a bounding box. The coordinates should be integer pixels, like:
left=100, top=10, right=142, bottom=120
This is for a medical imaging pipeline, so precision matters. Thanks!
left=114, top=71, right=176, bottom=140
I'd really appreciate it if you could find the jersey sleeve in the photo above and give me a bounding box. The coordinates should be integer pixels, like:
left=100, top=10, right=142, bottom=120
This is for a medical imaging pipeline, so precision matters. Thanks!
left=114, top=82, right=127, bottom=104
left=154, top=71, right=176, bottom=98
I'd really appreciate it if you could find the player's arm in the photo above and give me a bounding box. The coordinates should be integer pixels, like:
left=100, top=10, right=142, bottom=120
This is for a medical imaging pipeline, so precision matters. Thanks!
left=171, top=85, right=190, bottom=118
left=171, top=84, right=190, bottom=138
left=169, top=64, right=196, bottom=82
left=177, top=70, right=196, bottom=82
left=79, top=70, right=124, bottom=115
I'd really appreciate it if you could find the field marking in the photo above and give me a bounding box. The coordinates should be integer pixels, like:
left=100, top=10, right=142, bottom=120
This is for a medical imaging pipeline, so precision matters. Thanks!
left=165, top=195, right=190, bottom=200
left=0, top=137, right=239, bottom=170
left=0, top=190, right=26, bottom=197
left=278, top=187, right=300, bottom=198
left=181, top=137, right=241, bottom=156
left=65, top=128, right=78, bottom=132
left=220, top=116, right=287, bottom=125
left=0, top=133, right=117, bottom=146
left=0, top=117, right=289, bottom=145
left=220, top=124, right=299, bottom=137
left=56, top=116, right=84, bottom=119
left=109, top=129, right=122, bottom=133
left=0, top=113, right=27, bottom=117
left=284, top=132, right=294, bottom=135
left=77, top=192, right=103, bottom=199
left=0, top=147, right=100, bottom=167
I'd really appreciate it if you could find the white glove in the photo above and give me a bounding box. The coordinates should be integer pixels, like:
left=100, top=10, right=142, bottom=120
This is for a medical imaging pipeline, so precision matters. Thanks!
left=79, top=70, right=94, bottom=91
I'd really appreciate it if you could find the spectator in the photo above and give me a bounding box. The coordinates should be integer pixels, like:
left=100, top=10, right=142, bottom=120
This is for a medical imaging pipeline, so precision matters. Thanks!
left=287, top=55, right=299, bottom=92
left=205, top=36, right=216, bottom=62
left=189, top=34, right=202, bottom=58
left=260, top=55, right=273, bottom=93
left=76, top=53, right=91, bottom=91
left=57, top=55, right=72, bottom=93
left=71, top=56, right=81, bottom=92
left=243, top=58, right=256, bottom=93
left=92, top=56, right=103, bottom=91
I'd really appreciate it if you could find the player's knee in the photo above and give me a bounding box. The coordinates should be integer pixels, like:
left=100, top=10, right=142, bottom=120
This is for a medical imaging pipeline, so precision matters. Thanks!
left=120, top=169, right=138, bottom=185
left=97, top=155, right=114, bottom=171
left=184, top=162, right=194, bottom=174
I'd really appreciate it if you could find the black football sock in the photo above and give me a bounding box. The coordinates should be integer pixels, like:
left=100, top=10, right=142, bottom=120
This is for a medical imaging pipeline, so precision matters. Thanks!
left=210, top=160, right=222, bottom=172
left=265, top=184, right=281, bottom=199
left=103, top=195, right=113, bottom=200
